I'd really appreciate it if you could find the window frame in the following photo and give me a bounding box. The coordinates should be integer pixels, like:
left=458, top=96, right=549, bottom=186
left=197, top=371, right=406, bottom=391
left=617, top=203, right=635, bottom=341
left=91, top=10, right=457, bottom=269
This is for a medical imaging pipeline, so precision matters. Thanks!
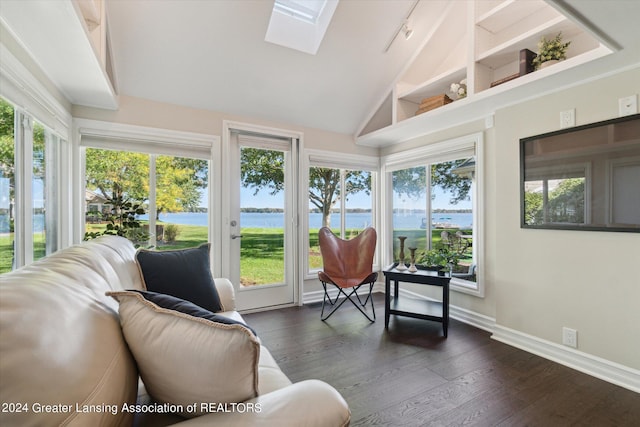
left=303, top=149, right=380, bottom=279
left=74, top=119, right=221, bottom=274
left=381, top=132, right=485, bottom=297
left=1, top=44, right=72, bottom=271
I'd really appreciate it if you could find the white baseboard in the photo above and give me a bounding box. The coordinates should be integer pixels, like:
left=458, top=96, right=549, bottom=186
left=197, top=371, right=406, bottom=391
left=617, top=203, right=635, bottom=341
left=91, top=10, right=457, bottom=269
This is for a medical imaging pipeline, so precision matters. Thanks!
left=395, top=288, right=496, bottom=333
left=492, top=325, right=640, bottom=393
left=302, top=286, right=640, bottom=393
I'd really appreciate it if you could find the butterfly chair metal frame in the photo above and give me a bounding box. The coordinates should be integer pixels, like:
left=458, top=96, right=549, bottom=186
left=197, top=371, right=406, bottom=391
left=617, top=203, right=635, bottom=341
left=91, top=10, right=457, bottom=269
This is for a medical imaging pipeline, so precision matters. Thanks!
left=317, top=227, right=378, bottom=322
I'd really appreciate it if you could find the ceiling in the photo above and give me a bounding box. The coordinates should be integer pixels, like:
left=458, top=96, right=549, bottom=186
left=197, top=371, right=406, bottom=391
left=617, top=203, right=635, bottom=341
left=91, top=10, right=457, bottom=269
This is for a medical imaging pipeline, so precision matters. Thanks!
left=105, top=0, right=428, bottom=135
left=2, top=1, right=639, bottom=137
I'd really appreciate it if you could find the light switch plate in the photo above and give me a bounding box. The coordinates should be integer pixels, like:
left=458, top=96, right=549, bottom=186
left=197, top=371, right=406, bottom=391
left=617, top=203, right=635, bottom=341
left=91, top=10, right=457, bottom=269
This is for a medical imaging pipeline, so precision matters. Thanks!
left=560, top=109, right=575, bottom=128
left=619, top=95, right=638, bottom=116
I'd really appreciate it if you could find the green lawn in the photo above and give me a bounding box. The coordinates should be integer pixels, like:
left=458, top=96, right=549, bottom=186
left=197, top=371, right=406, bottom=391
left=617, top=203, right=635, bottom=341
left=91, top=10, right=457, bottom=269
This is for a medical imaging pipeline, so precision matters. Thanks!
left=2, top=225, right=472, bottom=281
left=0, top=233, right=46, bottom=274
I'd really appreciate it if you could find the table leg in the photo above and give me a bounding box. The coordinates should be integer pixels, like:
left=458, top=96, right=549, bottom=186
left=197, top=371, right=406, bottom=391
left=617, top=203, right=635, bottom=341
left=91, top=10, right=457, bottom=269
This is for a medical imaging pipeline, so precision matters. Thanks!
left=443, top=281, right=449, bottom=337
left=384, top=276, right=391, bottom=329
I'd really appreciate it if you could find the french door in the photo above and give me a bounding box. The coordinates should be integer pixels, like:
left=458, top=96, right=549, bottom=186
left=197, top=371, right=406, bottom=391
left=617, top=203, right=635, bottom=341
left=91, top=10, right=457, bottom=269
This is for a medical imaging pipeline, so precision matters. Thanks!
left=225, top=128, right=298, bottom=311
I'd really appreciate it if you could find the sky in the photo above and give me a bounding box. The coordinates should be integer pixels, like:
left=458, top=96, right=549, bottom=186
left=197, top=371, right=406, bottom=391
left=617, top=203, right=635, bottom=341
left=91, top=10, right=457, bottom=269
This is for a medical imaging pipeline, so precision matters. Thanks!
left=238, top=185, right=472, bottom=211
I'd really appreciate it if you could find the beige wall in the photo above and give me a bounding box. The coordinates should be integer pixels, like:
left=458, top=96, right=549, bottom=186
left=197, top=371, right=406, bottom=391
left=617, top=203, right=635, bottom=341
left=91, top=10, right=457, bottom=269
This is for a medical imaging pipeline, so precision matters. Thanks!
left=389, top=67, right=640, bottom=369
left=493, top=68, right=640, bottom=369
left=73, top=95, right=379, bottom=155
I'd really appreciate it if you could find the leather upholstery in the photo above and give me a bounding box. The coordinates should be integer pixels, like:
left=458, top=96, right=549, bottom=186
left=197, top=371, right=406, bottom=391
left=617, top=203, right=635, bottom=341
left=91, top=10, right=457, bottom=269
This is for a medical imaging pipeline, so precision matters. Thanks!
left=318, top=227, right=377, bottom=288
left=0, top=236, right=350, bottom=426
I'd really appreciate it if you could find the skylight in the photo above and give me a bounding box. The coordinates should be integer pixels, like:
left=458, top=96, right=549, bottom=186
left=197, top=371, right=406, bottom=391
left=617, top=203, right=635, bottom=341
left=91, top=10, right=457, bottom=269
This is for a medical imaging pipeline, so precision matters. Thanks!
left=273, top=0, right=326, bottom=24
left=265, top=0, right=339, bottom=55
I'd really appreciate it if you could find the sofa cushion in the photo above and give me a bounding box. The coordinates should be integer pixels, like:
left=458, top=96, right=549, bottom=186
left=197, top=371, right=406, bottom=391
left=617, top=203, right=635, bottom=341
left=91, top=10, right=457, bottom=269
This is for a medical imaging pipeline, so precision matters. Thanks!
left=0, top=236, right=139, bottom=427
left=136, top=244, right=223, bottom=313
left=129, top=290, right=256, bottom=336
left=107, top=290, right=260, bottom=418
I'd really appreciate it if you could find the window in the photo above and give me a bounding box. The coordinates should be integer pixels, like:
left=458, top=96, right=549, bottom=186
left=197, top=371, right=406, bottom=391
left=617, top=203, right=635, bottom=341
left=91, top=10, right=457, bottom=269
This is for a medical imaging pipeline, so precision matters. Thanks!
left=0, top=98, right=15, bottom=272
left=383, top=133, right=483, bottom=295
left=523, top=165, right=588, bottom=226
left=77, top=120, right=218, bottom=268
left=0, top=97, right=62, bottom=273
left=83, top=149, right=209, bottom=251
left=306, top=150, right=378, bottom=275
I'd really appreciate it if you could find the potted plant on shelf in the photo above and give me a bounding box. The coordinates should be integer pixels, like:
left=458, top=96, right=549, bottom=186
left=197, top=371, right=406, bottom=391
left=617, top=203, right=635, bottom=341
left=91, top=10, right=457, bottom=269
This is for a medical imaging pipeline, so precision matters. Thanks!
left=449, top=78, right=467, bottom=100
left=532, top=32, right=571, bottom=70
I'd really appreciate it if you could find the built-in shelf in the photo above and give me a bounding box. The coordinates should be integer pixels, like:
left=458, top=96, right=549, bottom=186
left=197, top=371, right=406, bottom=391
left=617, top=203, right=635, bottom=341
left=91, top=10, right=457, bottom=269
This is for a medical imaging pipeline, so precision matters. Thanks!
left=355, top=0, right=612, bottom=147
left=476, top=0, right=547, bottom=34
left=398, top=66, right=466, bottom=105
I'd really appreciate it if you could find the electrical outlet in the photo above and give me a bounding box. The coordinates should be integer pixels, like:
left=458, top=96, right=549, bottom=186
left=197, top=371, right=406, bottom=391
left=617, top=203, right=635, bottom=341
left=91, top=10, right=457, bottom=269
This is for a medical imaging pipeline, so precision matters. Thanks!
left=485, top=114, right=494, bottom=129
left=619, top=95, right=638, bottom=116
left=560, top=109, right=575, bottom=128
left=562, top=327, right=578, bottom=348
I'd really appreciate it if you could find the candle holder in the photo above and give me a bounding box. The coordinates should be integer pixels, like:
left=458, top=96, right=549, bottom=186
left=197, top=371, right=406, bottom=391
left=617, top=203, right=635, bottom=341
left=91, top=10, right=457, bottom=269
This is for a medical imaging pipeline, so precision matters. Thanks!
left=408, top=247, right=417, bottom=272
left=396, top=236, right=407, bottom=270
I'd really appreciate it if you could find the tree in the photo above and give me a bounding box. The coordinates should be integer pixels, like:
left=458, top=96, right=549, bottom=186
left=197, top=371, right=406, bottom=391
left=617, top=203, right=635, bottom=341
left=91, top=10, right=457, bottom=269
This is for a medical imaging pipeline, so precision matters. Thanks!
left=524, top=191, right=543, bottom=225
left=0, top=99, right=14, bottom=182
left=85, top=148, right=149, bottom=204
left=308, top=167, right=370, bottom=228
left=241, top=150, right=474, bottom=228
left=156, top=156, right=208, bottom=218
left=0, top=99, right=14, bottom=229
left=392, top=160, right=473, bottom=204
left=85, top=149, right=208, bottom=219
left=240, top=147, right=371, bottom=228
left=432, top=160, right=472, bottom=204
left=548, top=178, right=584, bottom=223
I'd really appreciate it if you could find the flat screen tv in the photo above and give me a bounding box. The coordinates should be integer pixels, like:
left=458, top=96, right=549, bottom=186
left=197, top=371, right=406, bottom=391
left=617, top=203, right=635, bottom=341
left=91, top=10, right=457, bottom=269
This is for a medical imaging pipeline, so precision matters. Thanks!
left=520, top=113, right=640, bottom=232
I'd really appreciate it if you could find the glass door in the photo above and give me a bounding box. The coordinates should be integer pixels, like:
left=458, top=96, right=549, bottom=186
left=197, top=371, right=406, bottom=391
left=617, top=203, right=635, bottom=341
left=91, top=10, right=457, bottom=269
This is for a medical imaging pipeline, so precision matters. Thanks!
left=228, top=132, right=296, bottom=311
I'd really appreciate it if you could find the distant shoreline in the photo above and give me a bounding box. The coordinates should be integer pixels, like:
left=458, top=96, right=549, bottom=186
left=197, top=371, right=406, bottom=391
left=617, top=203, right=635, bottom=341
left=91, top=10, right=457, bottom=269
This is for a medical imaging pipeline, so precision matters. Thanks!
left=241, top=208, right=472, bottom=214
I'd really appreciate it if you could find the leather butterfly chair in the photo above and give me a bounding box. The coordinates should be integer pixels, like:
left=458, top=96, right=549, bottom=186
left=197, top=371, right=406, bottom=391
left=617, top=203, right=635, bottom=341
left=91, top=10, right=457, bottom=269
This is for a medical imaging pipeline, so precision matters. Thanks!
left=317, top=227, right=378, bottom=322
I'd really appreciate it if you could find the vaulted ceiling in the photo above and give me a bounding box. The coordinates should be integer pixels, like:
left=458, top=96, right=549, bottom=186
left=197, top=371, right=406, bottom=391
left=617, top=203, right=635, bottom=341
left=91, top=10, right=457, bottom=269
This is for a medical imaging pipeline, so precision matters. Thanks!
left=2, top=1, right=639, bottom=137
left=105, top=0, right=429, bottom=135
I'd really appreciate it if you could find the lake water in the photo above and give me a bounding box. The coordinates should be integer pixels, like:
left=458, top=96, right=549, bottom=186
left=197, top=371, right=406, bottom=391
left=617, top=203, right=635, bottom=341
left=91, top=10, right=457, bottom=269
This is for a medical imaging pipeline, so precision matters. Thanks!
left=140, top=211, right=473, bottom=230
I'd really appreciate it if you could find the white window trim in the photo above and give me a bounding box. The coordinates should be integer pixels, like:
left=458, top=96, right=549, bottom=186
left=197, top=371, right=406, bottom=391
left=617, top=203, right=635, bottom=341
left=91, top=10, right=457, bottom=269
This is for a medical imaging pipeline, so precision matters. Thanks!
left=0, top=43, right=71, bottom=140
left=304, top=148, right=380, bottom=279
left=73, top=118, right=221, bottom=274
left=1, top=43, right=72, bottom=262
left=381, top=132, right=485, bottom=297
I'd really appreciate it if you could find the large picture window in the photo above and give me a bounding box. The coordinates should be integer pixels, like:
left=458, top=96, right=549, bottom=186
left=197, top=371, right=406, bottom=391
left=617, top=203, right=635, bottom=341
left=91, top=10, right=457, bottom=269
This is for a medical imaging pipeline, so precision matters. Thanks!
left=383, top=133, right=483, bottom=295
left=77, top=120, right=217, bottom=266
left=83, top=149, right=209, bottom=251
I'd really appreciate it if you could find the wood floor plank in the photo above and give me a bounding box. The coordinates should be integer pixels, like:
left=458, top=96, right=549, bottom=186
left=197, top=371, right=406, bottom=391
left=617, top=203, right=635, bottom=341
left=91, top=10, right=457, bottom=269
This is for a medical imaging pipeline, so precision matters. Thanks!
left=243, top=294, right=640, bottom=426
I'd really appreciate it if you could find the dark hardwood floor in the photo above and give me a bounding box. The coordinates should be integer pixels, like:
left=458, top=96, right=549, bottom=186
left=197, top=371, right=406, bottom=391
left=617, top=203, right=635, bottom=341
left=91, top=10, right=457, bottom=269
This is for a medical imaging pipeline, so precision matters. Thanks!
left=244, top=294, right=640, bottom=426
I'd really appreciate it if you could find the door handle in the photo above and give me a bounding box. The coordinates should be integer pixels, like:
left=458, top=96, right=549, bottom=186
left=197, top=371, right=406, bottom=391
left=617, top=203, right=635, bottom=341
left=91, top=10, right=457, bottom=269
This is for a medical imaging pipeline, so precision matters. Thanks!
left=231, top=234, right=243, bottom=239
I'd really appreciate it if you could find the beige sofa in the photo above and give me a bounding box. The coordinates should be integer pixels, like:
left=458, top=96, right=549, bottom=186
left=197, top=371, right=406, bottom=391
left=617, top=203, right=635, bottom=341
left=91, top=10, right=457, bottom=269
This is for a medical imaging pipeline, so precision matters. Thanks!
left=0, top=236, right=350, bottom=426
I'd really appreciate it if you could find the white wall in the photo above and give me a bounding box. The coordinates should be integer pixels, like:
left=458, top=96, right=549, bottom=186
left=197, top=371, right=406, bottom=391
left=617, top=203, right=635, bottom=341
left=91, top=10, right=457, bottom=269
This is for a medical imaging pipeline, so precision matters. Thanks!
left=493, top=68, right=640, bottom=369
left=387, top=67, right=640, bottom=370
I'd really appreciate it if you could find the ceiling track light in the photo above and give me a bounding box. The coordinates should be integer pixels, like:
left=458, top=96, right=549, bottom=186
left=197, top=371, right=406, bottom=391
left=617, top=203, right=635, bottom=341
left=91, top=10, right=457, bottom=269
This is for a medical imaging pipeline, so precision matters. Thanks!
left=383, top=0, right=420, bottom=53
left=403, top=21, right=414, bottom=40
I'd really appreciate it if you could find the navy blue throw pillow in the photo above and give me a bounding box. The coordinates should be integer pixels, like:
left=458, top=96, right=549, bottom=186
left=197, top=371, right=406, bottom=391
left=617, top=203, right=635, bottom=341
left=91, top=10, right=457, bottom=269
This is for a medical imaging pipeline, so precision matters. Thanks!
left=136, top=244, right=223, bottom=313
left=130, top=290, right=256, bottom=336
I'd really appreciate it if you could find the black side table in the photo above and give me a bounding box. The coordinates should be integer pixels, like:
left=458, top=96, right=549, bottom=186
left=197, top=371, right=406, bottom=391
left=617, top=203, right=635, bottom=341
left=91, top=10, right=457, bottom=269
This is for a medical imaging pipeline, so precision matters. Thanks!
left=383, top=264, right=451, bottom=337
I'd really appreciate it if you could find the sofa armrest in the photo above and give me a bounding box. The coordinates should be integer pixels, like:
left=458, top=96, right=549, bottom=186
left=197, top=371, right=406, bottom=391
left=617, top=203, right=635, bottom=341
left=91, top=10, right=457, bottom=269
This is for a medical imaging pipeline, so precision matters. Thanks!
left=168, top=380, right=350, bottom=427
left=214, top=278, right=236, bottom=312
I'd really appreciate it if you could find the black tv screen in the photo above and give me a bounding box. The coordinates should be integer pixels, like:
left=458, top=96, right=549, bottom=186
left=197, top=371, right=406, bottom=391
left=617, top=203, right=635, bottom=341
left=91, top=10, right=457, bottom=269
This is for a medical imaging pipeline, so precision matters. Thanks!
left=520, top=114, right=640, bottom=232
